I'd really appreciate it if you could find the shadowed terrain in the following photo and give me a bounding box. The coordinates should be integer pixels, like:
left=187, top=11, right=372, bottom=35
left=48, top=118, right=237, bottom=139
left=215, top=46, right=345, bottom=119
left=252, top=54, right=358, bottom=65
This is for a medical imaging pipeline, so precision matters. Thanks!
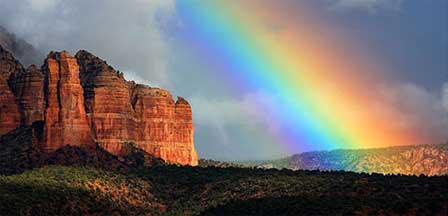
left=0, top=165, right=447, bottom=215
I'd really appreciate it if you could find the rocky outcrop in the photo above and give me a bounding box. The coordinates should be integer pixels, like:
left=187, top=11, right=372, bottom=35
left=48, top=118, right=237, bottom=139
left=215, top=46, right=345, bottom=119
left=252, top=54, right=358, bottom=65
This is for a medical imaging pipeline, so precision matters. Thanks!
left=174, top=97, right=198, bottom=165
left=76, top=50, right=135, bottom=154
left=42, top=51, right=93, bottom=152
left=14, top=65, right=45, bottom=125
left=0, top=46, right=22, bottom=136
left=0, top=46, right=198, bottom=166
left=132, top=86, right=198, bottom=165
left=76, top=50, right=197, bottom=165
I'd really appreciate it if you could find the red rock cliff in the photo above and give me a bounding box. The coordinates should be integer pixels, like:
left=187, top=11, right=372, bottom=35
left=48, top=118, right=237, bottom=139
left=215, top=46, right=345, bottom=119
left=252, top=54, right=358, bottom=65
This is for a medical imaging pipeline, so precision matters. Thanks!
left=0, top=46, right=22, bottom=135
left=42, top=51, right=93, bottom=152
left=75, top=50, right=135, bottom=154
left=14, top=65, right=45, bottom=125
left=0, top=47, right=198, bottom=166
left=131, top=85, right=198, bottom=166
left=76, top=50, right=197, bottom=165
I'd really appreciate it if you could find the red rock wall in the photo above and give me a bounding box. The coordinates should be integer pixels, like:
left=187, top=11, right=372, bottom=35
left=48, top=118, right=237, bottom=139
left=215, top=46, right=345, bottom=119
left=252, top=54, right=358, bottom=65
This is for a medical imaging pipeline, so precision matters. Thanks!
left=76, top=51, right=197, bottom=165
left=131, top=87, right=197, bottom=165
left=0, top=80, right=20, bottom=135
left=14, top=65, right=45, bottom=125
left=76, top=51, right=198, bottom=165
left=0, top=46, right=22, bottom=135
left=0, top=47, right=198, bottom=166
left=76, top=50, right=136, bottom=154
left=175, top=97, right=198, bottom=166
left=42, top=51, right=92, bottom=152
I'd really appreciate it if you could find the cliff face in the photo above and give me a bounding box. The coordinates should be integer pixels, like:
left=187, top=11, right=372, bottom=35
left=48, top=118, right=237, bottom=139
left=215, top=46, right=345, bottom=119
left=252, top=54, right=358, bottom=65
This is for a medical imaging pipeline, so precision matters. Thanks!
left=42, top=51, right=93, bottom=152
left=0, top=46, right=198, bottom=166
left=131, top=85, right=197, bottom=165
left=76, top=50, right=135, bottom=154
left=76, top=50, right=197, bottom=165
left=14, top=65, right=45, bottom=125
left=0, top=46, right=22, bottom=135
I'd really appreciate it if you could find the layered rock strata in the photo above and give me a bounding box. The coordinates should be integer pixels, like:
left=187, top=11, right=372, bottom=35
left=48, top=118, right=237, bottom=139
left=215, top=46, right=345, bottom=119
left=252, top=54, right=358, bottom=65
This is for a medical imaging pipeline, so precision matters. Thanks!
left=42, top=51, right=93, bottom=151
left=14, top=65, right=45, bottom=125
left=0, top=46, right=197, bottom=166
left=0, top=46, right=22, bottom=135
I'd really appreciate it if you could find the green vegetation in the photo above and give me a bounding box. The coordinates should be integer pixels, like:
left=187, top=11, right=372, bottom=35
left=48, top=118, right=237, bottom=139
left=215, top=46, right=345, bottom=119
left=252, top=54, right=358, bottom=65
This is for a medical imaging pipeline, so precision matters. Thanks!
left=1, top=131, right=447, bottom=215
left=0, top=166, right=162, bottom=215
left=198, top=159, right=245, bottom=168
left=1, top=165, right=447, bottom=215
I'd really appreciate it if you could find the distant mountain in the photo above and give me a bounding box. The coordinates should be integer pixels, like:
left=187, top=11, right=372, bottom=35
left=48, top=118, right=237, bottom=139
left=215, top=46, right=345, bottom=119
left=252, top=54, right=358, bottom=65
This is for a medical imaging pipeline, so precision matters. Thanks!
left=235, top=144, right=448, bottom=176
left=0, top=26, right=42, bottom=66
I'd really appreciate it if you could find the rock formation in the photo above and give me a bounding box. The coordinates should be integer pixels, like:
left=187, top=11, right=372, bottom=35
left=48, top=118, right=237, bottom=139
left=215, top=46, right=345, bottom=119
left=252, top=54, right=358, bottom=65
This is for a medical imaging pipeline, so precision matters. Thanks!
left=14, top=65, right=45, bottom=125
left=131, top=85, right=197, bottom=165
left=0, top=45, right=22, bottom=135
left=76, top=50, right=198, bottom=165
left=0, top=45, right=198, bottom=166
left=42, top=51, right=93, bottom=152
left=76, top=50, right=135, bottom=154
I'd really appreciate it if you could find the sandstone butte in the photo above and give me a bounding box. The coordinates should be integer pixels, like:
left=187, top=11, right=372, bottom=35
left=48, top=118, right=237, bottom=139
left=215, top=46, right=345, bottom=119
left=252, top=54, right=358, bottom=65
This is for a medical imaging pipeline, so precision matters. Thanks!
left=0, top=45, right=198, bottom=166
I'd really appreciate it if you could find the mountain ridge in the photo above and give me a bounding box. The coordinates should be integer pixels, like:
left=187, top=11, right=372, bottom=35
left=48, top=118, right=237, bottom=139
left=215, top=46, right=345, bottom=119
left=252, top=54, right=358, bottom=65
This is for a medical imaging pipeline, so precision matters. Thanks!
left=225, top=144, right=448, bottom=176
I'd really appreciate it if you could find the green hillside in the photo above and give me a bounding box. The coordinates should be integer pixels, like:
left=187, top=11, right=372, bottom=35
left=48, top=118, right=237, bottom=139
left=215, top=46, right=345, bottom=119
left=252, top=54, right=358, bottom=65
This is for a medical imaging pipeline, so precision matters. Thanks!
left=1, top=165, right=447, bottom=215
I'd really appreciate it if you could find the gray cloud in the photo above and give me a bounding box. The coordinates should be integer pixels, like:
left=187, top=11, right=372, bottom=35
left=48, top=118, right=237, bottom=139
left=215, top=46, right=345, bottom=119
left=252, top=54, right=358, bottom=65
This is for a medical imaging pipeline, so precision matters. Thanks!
left=190, top=91, right=287, bottom=160
left=376, top=82, right=448, bottom=143
left=329, top=0, right=404, bottom=13
left=0, top=0, right=176, bottom=87
left=191, top=91, right=273, bottom=128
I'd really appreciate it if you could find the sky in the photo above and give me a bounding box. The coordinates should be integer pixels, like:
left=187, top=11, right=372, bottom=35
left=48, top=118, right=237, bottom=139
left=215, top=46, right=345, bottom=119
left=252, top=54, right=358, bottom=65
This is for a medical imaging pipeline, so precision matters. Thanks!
left=0, top=0, right=447, bottom=161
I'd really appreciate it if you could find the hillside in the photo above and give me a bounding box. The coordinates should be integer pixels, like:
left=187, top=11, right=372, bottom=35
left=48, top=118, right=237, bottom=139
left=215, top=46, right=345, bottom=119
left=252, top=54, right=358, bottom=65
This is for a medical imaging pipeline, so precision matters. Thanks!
left=234, top=144, right=448, bottom=176
left=0, top=123, right=165, bottom=175
left=0, top=165, right=447, bottom=215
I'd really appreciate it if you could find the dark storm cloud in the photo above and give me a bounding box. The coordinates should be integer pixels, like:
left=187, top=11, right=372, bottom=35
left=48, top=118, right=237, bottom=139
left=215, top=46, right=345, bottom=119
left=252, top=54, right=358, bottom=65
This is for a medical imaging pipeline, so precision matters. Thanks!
left=0, top=0, right=177, bottom=87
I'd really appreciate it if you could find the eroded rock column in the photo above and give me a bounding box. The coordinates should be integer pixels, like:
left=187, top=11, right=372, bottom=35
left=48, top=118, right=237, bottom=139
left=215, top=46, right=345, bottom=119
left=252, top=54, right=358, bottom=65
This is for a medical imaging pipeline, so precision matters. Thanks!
left=43, top=51, right=92, bottom=152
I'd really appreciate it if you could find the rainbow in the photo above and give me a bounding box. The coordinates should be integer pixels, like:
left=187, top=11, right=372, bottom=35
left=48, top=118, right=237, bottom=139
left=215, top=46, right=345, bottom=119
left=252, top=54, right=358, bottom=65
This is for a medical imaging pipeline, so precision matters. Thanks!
left=174, top=1, right=421, bottom=153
